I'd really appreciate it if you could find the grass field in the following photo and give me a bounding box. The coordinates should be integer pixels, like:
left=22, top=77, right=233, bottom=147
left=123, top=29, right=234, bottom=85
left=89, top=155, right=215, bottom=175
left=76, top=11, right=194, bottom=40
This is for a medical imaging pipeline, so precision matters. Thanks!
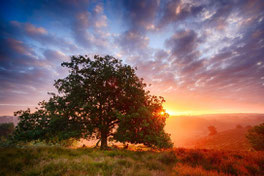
left=0, top=146, right=264, bottom=176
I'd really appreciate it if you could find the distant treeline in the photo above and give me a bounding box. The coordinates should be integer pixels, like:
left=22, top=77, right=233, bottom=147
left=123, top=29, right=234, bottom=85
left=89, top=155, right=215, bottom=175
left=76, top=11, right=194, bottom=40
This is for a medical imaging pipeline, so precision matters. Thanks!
left=0, top=116, right=18, bottom=126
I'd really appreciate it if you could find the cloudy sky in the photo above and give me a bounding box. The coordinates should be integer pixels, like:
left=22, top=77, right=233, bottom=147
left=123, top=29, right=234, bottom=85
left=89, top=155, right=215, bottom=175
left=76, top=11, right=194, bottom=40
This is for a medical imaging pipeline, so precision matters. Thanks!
left=0, top=0, right=264, bottom=116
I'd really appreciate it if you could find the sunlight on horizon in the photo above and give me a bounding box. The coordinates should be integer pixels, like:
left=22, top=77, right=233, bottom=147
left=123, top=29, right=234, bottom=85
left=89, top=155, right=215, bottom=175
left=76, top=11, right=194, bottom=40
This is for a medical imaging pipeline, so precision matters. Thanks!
left=163, top=108, right=261, bottom=117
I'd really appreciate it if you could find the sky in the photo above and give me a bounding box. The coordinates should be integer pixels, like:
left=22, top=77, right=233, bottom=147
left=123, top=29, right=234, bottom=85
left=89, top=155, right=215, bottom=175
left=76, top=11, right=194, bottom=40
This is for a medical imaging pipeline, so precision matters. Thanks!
left=0, top=0, right=264, bottom=116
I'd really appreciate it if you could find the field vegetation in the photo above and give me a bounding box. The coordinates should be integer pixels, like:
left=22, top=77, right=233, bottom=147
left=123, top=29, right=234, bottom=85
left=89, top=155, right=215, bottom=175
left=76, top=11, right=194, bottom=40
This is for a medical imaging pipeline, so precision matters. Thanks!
left=1, top=146, right=263, bottom=176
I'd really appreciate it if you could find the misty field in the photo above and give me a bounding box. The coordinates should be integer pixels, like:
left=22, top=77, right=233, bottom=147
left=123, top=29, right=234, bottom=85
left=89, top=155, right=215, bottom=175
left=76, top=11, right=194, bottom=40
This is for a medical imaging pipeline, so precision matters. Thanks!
left=1, top=146, right=263, bottom=176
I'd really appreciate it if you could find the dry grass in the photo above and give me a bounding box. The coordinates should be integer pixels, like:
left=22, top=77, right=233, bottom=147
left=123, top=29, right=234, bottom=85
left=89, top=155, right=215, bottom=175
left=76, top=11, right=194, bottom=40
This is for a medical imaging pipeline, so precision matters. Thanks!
left=0, top=146, right=263, bottom=176
left=173, top=148, right=264, bottom=176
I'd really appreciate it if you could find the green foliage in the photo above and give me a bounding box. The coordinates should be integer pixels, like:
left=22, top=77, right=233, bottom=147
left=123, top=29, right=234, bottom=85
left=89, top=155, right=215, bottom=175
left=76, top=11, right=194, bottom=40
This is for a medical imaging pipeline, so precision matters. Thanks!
left=0, top=123, right=14, bottom=140
left=13, top=103, right=48, bottom=142
left=114, top=98, right=173, bottom=149
left=13, top=55, right=172, bottom=149
left=247, top=123, right=264, bottom=151
left=13, top=101, right=80, bottom=146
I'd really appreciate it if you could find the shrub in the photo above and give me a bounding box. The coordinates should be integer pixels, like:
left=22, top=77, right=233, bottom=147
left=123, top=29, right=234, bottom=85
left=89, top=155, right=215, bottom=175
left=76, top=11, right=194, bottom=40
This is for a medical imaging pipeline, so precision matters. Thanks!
left=247, top=123, right=264, bottom=151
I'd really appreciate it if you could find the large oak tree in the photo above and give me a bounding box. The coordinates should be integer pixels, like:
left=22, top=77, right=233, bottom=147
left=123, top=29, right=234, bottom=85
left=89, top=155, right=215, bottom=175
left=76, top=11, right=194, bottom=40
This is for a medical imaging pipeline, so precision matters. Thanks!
left=14, top=55, right=172, bottom=149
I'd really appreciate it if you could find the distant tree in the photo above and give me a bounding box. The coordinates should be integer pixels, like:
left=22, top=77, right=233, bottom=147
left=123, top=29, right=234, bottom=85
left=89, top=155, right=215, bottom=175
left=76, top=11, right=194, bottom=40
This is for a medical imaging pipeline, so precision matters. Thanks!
left=0, top=123, right=14, bottom=140
left=208, top=126, right=217, bottom=136
left=246, top=123, right=264, bottom=151
left=236, top=124, right=243, bottom=129
left=14, top=55, right=173, bottom=149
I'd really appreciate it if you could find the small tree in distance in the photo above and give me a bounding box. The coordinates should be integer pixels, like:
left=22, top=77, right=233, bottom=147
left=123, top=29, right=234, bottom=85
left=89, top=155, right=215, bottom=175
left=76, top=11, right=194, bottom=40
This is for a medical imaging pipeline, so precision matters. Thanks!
left=236, top=124, right=243, bottom=129
left=14, top=55, right=173, bottom=149
left=208, top=125, right=217, bottom=136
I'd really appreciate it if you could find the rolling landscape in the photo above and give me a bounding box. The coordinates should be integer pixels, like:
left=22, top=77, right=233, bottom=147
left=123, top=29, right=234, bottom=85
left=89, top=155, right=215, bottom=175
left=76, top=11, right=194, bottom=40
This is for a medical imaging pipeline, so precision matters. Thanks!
left=1, top=0, right=264, bottom=176
left=2, top=113, right=264, bottom=150
left=166, top=114, right=264, bottom=149
left=186, top=126, right=252, bottom=150
left=1, top=114, right=264, bottom=175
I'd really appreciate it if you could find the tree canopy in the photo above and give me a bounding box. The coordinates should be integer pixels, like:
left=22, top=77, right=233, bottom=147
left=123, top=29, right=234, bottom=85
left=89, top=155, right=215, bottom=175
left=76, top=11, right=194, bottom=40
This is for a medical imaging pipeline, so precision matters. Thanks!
left=14, top=55, right=173, bottom=149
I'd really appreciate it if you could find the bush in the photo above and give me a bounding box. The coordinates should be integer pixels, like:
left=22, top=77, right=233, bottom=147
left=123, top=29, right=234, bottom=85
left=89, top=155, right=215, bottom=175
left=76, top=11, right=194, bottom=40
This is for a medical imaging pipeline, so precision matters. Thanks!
left=247, top=123, right=264, bottom=151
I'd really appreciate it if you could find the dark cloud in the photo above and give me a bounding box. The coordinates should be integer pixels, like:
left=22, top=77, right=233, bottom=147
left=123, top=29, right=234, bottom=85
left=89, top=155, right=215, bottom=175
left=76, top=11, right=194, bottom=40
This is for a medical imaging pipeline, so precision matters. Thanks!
left=158, top=0, right=205, bottom=28
left=165, top=29, right=200, bottom=61
left=120, top=0, right=159, bottom=32
left=155, top=49, right=169, bottom=61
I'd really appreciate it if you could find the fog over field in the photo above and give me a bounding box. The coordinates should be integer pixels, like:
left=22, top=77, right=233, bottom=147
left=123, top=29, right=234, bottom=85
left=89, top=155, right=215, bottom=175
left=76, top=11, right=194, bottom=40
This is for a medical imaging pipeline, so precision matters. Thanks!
left=165, top=113, right=264, bottom=148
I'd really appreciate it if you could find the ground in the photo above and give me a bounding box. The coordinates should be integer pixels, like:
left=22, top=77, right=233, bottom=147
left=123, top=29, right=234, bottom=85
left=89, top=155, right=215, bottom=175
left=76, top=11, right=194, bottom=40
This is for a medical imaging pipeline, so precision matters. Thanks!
left=0, top=146, right=263, bottom=176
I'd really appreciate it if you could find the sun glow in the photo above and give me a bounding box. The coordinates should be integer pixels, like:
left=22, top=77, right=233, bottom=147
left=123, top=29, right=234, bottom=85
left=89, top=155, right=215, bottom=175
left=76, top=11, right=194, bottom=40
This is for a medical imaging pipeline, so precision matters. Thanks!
left=163, top=108, right=251, bottom=117
left=163, top=108, right=189, bottom=116
left=164, top=108, right=222, bottom=116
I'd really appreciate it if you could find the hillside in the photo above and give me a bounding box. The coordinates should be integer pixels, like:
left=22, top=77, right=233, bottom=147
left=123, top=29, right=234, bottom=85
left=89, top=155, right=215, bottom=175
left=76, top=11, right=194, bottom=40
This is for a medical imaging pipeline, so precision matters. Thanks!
left=165, top=114, right=264, bottom=147
left=0, top=146, right=263, bottom=176
left=185, top=127, right=252, bottom=151
left=0, top=116, right=18, bottom=126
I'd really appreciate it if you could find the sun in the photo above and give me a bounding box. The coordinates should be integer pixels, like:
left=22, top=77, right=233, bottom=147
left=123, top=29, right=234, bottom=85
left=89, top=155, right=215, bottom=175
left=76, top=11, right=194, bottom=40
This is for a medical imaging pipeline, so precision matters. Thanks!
left=160, top=111, right=165, bottom=115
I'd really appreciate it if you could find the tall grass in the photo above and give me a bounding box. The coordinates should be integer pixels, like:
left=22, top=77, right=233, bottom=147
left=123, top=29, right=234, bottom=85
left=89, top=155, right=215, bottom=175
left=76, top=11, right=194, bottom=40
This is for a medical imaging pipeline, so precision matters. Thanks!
left=0, top=146, right=263, bottom=176
left=0, top=146, right=176, bottom=176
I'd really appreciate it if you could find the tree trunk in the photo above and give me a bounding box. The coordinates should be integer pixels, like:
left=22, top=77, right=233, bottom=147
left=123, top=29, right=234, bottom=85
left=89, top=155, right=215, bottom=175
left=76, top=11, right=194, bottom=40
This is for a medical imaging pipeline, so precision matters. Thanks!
left=100, top=131, right=108, bottom=150
left=94, top=139, right=101, bottom=148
